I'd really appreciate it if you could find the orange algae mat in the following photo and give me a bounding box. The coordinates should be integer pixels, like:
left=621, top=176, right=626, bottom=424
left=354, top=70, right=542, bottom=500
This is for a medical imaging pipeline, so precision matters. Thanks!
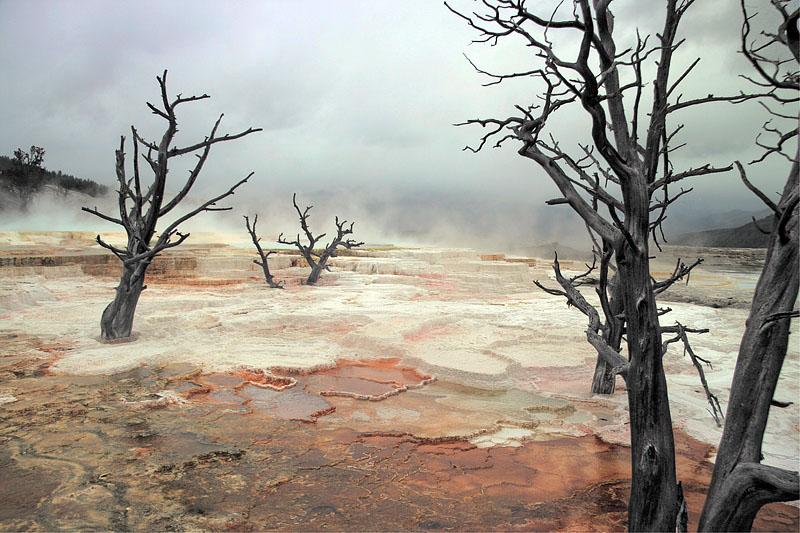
left=172, top=360, right=796, bottom=532
left=304, top=358, right=435, bottom=400
left=0, top=358, right=796, bottom=531
left=186, top=358, right=435, bottom=421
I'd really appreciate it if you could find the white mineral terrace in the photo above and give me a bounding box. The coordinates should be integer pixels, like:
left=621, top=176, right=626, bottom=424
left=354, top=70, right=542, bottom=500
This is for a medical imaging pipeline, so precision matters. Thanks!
left=0, top=231, right=797, bottom=471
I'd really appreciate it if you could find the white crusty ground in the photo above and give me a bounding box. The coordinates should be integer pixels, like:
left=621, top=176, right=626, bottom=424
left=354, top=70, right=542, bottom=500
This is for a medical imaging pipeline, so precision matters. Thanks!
left=0, top=241, right=797, bottom=469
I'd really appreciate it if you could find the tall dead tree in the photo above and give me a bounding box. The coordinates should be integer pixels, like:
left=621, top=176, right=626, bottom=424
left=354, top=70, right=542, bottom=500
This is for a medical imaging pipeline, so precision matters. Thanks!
left=699, top=2, right=800, bottom=530
left=82, top=70, right=261, bottom=340
left=244, top=214, right=284, bottom=289
left=446, top=1, right=770, bottom=529
left=278, top=193, right=364, bottom=285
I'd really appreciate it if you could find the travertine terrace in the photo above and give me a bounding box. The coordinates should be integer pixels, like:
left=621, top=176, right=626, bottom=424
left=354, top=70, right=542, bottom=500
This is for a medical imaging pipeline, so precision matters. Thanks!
left=0, top=231, right=797, bottom=530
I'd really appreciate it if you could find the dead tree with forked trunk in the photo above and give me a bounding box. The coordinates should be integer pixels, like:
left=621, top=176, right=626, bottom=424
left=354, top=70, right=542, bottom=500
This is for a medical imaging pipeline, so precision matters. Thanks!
left=699, top=2, right=800, bottom=530
left=278, top=193, right=364, bottom=285
left=446, top=0, right=784, bottom=529
left=82, top=70, right=261, bottom=340
left=244, top=214, right=284, bottom=289
left=541, top=195, right=705, bottom=396
left=535, top=250, right=722, bottom=425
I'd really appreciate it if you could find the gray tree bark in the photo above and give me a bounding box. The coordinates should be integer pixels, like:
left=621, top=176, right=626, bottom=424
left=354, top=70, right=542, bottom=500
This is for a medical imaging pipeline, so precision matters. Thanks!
left=591, top=279, right=624, bottom=394
left=613, top=164, right=679, bottom=531
left=699, top=159, right=799, bottom=531
left=447, top=0, right=751, bottom=528
left=591, top=356, right=617, bottom=394
left=244, top=214, right=283, bottom=289
left=278, top=193, right=363, bottom=285
left=307, top=262, right=325, bottom=285
left=618, top=242, right=677, bottom=531
left=699, top=3, right=800, bottom=527
left=84, top=70, right=260, bottom=340
left=101, top=264, right=146, bottom=340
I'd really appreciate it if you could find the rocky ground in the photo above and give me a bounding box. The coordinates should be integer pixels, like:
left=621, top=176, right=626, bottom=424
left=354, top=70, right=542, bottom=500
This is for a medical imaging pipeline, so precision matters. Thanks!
left=0, top=232, right=797, bottom=531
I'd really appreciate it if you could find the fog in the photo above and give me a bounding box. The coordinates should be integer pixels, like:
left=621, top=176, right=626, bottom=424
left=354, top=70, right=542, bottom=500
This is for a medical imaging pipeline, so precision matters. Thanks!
left=0, top=0, right=791, bottom=251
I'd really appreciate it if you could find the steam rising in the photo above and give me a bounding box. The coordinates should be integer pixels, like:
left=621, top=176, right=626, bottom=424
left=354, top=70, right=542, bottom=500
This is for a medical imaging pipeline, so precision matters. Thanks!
left=0, top=185, right=591, bottom=255
left=0, top=0, right=784, bottom=254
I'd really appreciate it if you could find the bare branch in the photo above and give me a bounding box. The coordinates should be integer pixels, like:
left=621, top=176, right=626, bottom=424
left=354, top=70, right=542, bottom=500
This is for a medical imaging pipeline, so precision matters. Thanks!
left=649, top=164, right=733, bottom=192
left=534, top=253, right=629, bottom=379
left=168, top=127, right=263, bottom=157
left=663, top=322, right=723, bottom=426
left=244, top=214, right=283, bottom=289
left=735, top=160, right=781, bottom=214
left=81, top=206, right=123, bottom=226
left=95, top=235, right=129, bottom=261
left=124, top=173, right=252, bottom=266
left=653, top=257, right=703, bottom=295
left=158, top=114, right=225, bottom=217
left=280, top=194, right=364, bottom=284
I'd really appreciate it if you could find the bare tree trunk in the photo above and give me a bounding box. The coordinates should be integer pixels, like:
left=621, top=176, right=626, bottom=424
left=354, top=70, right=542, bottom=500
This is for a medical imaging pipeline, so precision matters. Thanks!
left=243, top=215, right=283, bottom=288
left=592, top=283, right=624, bottom=394
left=279, top=193, right=363, bottom=285
left=307, top=262, right=324, bottom=285
left=260, top=260, right=281, bottom=288
left=699, top=162, right=800, bottom=531
left=621, top=258, right=678, bottom=532
left=446, top=1, right=730, bottom=528
left=700, top=463, right=799, bottom=532
left=101, top=263, right=146, bottom=340
left=620, top=189, right=678, bottom=532
left=83, top=70, right=259, bottom=342
left=591, top=357, right=617, bottom=394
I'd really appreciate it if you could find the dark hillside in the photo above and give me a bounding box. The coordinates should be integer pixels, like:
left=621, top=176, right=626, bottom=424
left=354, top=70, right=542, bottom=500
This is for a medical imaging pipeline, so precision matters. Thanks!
left=0, top=156, right=107, bottom=198
left=673, top=216, right=773, bottom=248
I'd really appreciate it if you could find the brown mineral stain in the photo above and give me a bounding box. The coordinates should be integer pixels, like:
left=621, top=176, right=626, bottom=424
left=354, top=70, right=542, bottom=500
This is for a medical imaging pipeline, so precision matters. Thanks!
left=198, top=373, right=245, bottom=389
left=153, top=278, right=245, bottom=287
left=0, top=446, right=64, bottom=526
left=132, top=446, right=153, bottom=457
left=0, top=360, right=796, bottom=532
left=195, top=358, right=434, bottom=405
left=239, top=384, right=336, bottom=422
left=183, top=384, right=212, bottom=398
left=304, top=358, right=435, bottom=400
left=230, top=368, right=297, bottom=391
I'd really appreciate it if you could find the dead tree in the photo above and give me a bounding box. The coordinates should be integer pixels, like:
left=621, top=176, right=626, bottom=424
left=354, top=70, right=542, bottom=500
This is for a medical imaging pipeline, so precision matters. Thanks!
left=244, top=214, right=283, bottom=289
left=534, top=252, right=630, bottom=386
left=278, top=193, right=364, bottom=285
left=543, top=199, right=703, bottom=396
left=446, top=1, right=773, bottom=529
left=536, top=250, right=718, bottom=422
left=699, top=2, right=800, bottom=529
left=82, top=70, right=261, bottom=340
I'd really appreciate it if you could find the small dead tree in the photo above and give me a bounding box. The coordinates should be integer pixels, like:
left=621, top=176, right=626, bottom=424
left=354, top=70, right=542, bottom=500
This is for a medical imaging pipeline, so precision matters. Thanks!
left=535, top=250, right=719, bottom=424
left=446, top=1, right=774, bottom=529
left=82, top=70, right=261, bottom=340
left=278, top=193, right=364, bottom=285
left=541, top=197, right=704, bottom=396
left=699, top=2, right=800, bottom=530
left=244, top=214, right=283, bottom=289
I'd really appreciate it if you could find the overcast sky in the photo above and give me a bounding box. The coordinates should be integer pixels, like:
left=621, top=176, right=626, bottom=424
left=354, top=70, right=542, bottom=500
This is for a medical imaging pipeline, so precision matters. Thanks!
left=0, top=0, right=792, bottom=248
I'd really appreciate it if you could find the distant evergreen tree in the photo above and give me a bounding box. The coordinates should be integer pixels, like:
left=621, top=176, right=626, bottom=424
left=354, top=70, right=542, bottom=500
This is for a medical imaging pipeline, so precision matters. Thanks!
left=6, top=146, right=46, bottom=208
left=0, top=149, right=108, bottom=207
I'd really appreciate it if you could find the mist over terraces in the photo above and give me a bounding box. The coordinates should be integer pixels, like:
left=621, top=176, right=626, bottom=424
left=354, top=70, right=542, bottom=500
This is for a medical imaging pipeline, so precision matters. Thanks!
left=0, top=0, right=797, bottom=531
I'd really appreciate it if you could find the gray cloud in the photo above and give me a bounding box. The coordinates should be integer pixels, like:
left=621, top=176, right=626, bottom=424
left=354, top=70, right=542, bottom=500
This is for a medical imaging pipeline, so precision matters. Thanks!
left=0, top=0, right=793, bottom=250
